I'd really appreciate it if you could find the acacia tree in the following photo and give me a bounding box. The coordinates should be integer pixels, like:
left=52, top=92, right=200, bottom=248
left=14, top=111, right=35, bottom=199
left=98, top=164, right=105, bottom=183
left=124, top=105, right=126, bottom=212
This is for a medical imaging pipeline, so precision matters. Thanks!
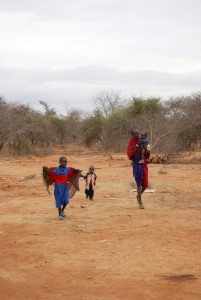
left=64, top=110, right=84, bottom=144
left=82, top=109, right=103, bottom=147
left=94, top=90, right=125, bottom=118
left=9, top=104, right=43, bottom=154
left=0, top=98, right=13, bottom=151
left=101, top=109, right=130, bottom=152
left=166, top=93, right=201, bottom=150
left=39, top=100, right=56, bottom=117
left=84, top=90, right=129, bottom=155
left=127, top=97, right=170, bottom=152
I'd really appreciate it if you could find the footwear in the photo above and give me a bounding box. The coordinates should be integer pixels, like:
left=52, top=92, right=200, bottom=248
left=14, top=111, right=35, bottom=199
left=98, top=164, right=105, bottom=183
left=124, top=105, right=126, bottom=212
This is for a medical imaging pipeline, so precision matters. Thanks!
left=61, top=211, right=66, bottom=217
left=57, top=216, right=63, bottom=220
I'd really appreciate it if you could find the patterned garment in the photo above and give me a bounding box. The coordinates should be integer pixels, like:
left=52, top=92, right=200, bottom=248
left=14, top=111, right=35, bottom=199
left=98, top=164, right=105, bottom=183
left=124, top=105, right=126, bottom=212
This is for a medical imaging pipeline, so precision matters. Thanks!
left=84, top=172, right=97, bottom=190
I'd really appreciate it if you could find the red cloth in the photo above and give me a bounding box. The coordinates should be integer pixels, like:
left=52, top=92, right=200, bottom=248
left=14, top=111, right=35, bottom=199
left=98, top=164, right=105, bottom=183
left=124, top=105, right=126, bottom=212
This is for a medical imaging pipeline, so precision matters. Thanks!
left=127, top=137, right=141, bottom=160
left=49, top=167, right=75, bottom=184
left=142, top=161, right=148, bottom=188
left=127, top=138, right=150, bottom=189
left=49, top=167, right=56, bottom=184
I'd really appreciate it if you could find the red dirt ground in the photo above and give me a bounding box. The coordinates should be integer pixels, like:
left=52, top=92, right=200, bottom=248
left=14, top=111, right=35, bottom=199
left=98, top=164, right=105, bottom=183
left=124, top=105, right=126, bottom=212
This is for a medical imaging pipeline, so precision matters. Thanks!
left=0, top=148, right=201, bottom=300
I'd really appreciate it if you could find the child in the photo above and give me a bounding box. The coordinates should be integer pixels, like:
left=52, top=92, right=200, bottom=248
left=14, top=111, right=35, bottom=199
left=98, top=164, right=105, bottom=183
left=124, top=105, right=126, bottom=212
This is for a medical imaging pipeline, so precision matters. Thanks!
left=84, top=166, right=97, bottom=200
left=51, top=156, right=79, bottom=220
left=138, top=133, right=150, bottom=164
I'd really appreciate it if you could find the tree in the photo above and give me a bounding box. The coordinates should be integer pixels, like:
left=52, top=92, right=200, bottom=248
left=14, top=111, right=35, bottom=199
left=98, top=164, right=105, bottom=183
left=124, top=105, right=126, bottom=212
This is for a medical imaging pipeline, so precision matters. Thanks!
left=39, top=100, right=56, bottom=117
left=166, top=93, right=201, bottom=149
left=128, top=97, right=169, bottom=151
left=82, top=110, right=103, bottom=147
left=94, top=90, right=125, bottom=118
left=101, top=109, right=130, bottom=152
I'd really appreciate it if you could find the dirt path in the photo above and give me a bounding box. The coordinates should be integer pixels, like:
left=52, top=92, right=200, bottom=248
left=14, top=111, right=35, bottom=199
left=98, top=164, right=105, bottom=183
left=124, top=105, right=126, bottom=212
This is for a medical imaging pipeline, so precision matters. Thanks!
left=0, top=149, right=201, bottom=300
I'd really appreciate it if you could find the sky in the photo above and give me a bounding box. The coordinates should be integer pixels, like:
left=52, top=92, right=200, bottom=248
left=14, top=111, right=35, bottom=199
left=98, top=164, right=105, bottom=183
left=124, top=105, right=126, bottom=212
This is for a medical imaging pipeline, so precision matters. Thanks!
left=0, top=0, right=201, bottom=113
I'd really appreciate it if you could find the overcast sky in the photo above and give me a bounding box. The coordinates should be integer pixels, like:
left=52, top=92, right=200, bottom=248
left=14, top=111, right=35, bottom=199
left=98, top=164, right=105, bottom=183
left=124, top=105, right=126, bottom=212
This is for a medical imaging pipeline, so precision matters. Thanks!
left=0, top=0, right=200, bottom=113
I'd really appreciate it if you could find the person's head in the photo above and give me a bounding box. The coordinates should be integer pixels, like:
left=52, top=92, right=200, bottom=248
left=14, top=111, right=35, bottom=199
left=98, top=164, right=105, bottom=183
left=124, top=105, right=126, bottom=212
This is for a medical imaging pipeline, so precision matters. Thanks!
left=141, top=132, right=147, bottom=139
left=131, top=129, right=140, bottom=140
left=89, top=166, right=94, bottom=174
left=141, top=132, right=148, bottom=146
left=59, top=156, right=67, bottom=167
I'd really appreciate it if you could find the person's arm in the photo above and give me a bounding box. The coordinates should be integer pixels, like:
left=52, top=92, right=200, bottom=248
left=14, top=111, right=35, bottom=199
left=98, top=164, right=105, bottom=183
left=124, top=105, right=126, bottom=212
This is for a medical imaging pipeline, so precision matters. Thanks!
left=131, top=139, right=142, bottom=158
left=83, top=173, right=88, bottom=182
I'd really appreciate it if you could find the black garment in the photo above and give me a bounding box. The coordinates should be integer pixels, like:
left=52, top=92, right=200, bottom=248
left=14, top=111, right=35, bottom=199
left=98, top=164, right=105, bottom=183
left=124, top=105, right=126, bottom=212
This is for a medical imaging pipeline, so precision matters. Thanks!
left=85, top=185, right=94, bottom=200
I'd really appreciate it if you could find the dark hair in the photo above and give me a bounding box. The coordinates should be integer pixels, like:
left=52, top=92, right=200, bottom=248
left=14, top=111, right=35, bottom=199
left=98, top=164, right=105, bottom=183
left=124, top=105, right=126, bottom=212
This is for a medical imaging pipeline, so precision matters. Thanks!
left=131, top=129, right=139, bottom=135
left=59, top=156, right=67, bottom=163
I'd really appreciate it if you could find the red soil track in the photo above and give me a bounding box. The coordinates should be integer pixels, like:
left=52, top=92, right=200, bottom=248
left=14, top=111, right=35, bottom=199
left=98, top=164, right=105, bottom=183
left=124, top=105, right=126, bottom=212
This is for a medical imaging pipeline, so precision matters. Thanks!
left=0, top=149, right=201, bottom=299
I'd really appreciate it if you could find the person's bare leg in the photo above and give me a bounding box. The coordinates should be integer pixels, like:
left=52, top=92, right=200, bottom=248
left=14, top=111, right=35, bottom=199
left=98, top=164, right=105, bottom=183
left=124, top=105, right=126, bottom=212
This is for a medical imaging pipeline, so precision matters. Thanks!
left=136, top=187, right=140, bottom=204
left=58, top=207, right=62, bottom=217
left=61, top=204, right=67, bottom=217
left=62, top=204, right=67, bottom=212
left=137, top=186, right=144, bottom=209
left=140, top=186, right=146, bottom=208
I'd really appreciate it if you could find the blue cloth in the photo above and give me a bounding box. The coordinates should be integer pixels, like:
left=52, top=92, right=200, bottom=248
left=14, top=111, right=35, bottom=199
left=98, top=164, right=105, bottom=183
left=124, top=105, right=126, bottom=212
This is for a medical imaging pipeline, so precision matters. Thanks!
left=132, top=153, right=143, bottom=187
left=54, top=167, right=70, bottom=208
left=141, top=138, right=148, bottom=146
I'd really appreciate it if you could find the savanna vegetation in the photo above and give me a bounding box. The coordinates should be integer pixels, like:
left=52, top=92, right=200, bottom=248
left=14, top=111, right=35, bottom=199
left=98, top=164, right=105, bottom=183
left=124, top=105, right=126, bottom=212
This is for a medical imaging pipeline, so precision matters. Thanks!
left=0, top=91, right=201, bottom=161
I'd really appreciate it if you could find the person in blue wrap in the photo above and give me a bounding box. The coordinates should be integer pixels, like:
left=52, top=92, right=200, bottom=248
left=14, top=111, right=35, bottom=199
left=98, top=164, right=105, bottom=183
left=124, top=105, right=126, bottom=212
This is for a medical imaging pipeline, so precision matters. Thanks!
left=52, top=157, right=76, bottom=220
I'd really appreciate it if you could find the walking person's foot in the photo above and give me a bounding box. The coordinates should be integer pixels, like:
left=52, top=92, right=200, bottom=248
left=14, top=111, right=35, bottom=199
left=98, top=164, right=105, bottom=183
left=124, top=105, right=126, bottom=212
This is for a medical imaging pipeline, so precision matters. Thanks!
left=139, top=203, right=144, bottom=209
left=61, top=211, right=66, bottom=217
left=136, top=195, right=144, bottom=209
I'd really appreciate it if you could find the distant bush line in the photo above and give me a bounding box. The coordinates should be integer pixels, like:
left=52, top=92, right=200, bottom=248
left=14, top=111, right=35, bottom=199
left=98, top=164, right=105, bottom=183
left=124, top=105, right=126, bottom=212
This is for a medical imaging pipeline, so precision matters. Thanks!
left=0, top=91, right=201, bottom=159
